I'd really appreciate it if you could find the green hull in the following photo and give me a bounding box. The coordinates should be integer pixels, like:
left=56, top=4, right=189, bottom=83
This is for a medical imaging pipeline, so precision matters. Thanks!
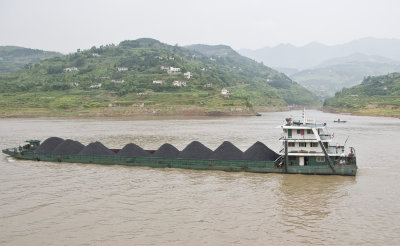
left=2, top=148, right=357, bottom=176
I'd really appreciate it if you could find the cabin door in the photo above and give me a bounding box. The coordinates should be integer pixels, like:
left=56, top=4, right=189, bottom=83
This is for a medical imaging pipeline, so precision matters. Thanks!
left=288, top=129, right=292, bottom=138
left=299, top=157, right=304, bottom=166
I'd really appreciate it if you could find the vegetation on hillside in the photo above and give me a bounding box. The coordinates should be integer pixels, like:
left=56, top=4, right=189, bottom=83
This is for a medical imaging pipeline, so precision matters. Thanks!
left=0, top=46, right=61, bottom=75
left=324, top=73, right=400, bottom=117
left=0, top=38, right=320, bottom=117
left=291, top=54, right=400, bottom=99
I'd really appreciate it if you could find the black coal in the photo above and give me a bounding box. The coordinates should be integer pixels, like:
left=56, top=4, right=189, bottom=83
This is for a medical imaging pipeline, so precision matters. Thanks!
left=117, top=143, right=151, bottom=157
left=78, top=141, right=115, bottom=156
left=179, top=141, right=213, bottom=159
left=210, top=141, right=243, bottom=160
left=52, top=139, right=85, bottom=155
left=242, top=141, right=279, bottom=161
left=34, top=137, right=64, bottom=154
left=152, top=143, right=180, bottom=158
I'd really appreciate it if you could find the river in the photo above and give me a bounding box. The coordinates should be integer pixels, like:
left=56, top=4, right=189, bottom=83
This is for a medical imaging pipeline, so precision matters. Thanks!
left=0, top=110, right=399, bottom=245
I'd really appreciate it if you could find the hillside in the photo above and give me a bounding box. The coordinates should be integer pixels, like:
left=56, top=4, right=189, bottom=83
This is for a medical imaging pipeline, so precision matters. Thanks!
left=291, top=53, right=400, bottom=99
left=324, top=73, right=400, bottom=117
left=0, top=38, right=320, bottom=117
left=0, top=46, right=61, bottom=75
left=238, top=37, right=400, bottom=70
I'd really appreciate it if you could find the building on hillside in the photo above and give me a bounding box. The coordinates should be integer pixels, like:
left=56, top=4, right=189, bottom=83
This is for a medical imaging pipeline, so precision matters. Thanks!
left=153, top=80, right=164, bottom=84
left=63, top=67, right=78, bottom=72
left=89, top=83, right=102, bottom=88
left=204, top=82, right=213, bottom=88
left=173, top=80, right=186, bottom=87
left=161, top=66, right=169, bottom=71
left=100, top=75, right=110, bottom=79
left=168, top=67, right=181, bottom=73
left=221, top=88, right=230, bottom=95
left=184, top=72, right=192, bottom=79
left=70, top=82, right=79, bottom=87
left=117, top=67, right=128, bottom=72
left=111, top=79, right=124, bottom=83
left=91, top=53, right=100, bottom=57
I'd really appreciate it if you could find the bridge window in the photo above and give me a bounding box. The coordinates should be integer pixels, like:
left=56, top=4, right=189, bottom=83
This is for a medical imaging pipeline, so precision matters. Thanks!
left=316, top=156, right=325, bottom=162
left=288, top=142, right=295, bottom=147
left=311, top=142, right=318, bottom=147
left=299, top=142, right=306, bottom=147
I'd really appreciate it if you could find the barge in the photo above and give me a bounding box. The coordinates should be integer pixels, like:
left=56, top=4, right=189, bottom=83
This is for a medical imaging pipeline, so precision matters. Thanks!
left=2, top=112, right=357, bottom=176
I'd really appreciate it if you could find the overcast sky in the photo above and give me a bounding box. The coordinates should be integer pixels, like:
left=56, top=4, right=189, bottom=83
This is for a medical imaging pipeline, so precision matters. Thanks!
left=1, top=0, right=399, bottom=53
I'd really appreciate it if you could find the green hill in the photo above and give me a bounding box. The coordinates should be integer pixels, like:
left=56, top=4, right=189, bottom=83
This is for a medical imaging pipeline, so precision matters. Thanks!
left=0, top=38, right=320, bottom=117
left=324, top=73, right=400, bottom=117
left=291, top=54, right=400, bottom=99
left=0, top=46, right=61, bottom=75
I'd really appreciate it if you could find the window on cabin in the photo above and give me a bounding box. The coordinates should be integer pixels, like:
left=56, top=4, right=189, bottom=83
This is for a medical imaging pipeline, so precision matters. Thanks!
left=299, top=142, right=306, bottom=147
left=316, top=156, right=325, bottom=162
left=311, top=142, right=318, bottom=147
left=288, top=142, right=295, bottom=147
left=307, top=129, right=312, bottom=134
left=297, top=129, right=301, bottom=134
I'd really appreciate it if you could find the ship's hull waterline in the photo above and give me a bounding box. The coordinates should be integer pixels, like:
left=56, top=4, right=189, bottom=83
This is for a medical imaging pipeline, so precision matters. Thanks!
left=2, top=149, right=357, bottom=176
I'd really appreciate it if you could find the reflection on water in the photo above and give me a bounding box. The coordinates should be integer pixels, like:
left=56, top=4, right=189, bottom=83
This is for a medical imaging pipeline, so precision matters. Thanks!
left=0, top=111, right=399, bottom=245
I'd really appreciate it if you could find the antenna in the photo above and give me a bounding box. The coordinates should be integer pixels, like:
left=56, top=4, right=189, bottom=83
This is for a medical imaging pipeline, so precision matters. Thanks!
left=344, top=136, right=349, bottom=146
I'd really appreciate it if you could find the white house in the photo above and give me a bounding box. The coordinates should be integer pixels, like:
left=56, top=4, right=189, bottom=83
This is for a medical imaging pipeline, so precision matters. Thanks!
left=168, top=67, right=181, bottom=73
left=111, top=79, right=124, bottom=83
left=153, top=80, right=164, bottom=84
left=184, top=72, right=192, bottom=79
left=89, top=83, right=102, bottom=88
left=70, top=82, right=79, bottom=87
left=117, top=67, right=128, bottom=72
left=63, top=67, right=78, bottom=72
left=221, top=88, right=229, bottom=95
left=173, top=80, right=186, bottom=87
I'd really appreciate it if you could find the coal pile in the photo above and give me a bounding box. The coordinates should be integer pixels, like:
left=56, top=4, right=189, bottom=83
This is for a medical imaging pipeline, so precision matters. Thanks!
left=34, top=137, right=64, bottom=154
left=179, top=141, right=213, bottom=159
left=152, top=143, right=180, bottom=158
left=210, top=141, right=243, bottom=160
left=242, top=141, right=279, bottom=161
left=78, top=142, right=115, bottom=156
left=117, top=143, right=150, bottom=157
left=52, top=139, right=85, bottom=155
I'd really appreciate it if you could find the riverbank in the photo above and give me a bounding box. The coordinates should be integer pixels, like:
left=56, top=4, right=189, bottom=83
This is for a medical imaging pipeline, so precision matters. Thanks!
left=323, top=106, right=400, bottom=118
left=0, top=105, right=264, bottom=119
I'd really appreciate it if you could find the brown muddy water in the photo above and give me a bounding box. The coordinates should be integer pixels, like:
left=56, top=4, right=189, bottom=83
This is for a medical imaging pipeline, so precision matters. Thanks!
left=0, top=110, right=399, bottom=245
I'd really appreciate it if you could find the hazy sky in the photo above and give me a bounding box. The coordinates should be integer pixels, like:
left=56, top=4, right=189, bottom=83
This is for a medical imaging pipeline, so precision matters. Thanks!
left=1, top=0, right=399, bottom=53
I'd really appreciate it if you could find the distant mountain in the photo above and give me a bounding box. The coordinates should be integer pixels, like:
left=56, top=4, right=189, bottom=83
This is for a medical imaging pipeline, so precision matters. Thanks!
left=239, top=38, right=400, bottom=70
left=0, top=46, right=61, bottom=75
left=291, top=53, right=400, bottom=98
left=324, top=73, right=400, bottom=117
left=0, top=38, right=320, bottom=117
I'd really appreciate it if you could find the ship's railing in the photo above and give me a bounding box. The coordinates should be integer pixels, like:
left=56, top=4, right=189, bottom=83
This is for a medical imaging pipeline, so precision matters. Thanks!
left=280, top=134, right=332, bottom=141
left=334, top=154, right=356, bottom=165
left=320, top=134, right=332, bottom=140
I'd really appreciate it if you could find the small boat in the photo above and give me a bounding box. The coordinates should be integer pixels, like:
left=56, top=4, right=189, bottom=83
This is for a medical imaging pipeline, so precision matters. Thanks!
left=334, top=119, right=347, bottom=123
